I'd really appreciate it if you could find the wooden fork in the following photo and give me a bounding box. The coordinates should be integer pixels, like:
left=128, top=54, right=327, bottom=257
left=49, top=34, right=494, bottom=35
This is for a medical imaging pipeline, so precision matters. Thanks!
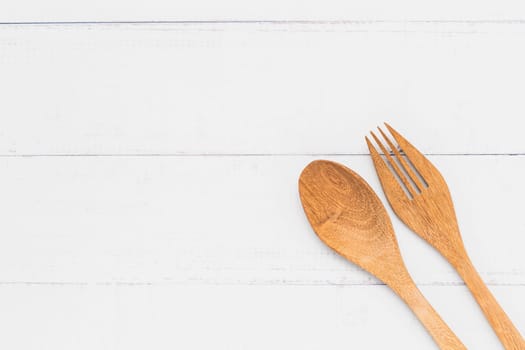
left=366, top=123, right=525, bottom=350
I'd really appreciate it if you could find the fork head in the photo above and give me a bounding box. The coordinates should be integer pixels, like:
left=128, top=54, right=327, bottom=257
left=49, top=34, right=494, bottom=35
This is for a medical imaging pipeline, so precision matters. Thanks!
left=366, top=123, right=465, bottom=260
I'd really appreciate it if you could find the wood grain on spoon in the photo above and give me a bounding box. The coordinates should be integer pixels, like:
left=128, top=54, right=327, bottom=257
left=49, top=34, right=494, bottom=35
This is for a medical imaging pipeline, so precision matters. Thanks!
left=299, top=160, right=466, bottom=350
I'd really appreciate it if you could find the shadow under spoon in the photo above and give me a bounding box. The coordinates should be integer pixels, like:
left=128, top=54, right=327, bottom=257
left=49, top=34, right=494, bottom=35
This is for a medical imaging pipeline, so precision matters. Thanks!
left=299, top=160, right=466, bottom=350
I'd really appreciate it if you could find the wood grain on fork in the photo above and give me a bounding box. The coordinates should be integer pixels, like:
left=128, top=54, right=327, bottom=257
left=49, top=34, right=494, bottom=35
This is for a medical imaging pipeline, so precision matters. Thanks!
left=367, top=123, right=525, bottom=350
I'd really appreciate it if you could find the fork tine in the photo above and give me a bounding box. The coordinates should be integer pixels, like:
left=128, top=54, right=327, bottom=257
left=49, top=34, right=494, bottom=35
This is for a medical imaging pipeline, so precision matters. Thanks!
left=366, top=136, right=411, bottom=201
left=384, top=123, right=434, bottom=182
left=370, top=131, right=416, bottom=197
left=378, top=127, right=425, bottom=191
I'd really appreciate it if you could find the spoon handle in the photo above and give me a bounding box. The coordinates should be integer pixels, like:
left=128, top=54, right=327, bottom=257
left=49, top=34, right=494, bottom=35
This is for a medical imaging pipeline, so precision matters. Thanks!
left=456, top=256, right=525, bottom=350
left=395, top=281, right=467, bottom=350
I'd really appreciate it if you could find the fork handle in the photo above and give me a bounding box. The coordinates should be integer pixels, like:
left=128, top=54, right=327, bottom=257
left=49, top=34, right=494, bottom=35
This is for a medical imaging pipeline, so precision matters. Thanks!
left=395, top=281, right=467, bottom=350
left=456, top=257, right=525, bottom=350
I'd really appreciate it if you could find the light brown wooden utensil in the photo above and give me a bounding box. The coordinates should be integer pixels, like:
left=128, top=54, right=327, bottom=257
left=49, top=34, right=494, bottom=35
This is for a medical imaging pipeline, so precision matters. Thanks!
left=299, top=160, right=466, bottom=350
left=366, top=123, right=525, bottom=350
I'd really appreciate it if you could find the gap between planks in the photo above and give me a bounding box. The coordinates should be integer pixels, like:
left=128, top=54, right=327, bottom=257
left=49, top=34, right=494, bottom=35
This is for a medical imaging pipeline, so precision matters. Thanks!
left=1, top=20, right=525, bottom=25
left=0, top=281, right=523, bottom=287
left=0, top=153, right=524, bottom=158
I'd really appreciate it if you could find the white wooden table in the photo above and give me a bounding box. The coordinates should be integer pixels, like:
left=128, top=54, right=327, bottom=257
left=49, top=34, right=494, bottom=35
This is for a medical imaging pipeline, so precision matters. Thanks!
left=0, top=2, right=524, bottom=349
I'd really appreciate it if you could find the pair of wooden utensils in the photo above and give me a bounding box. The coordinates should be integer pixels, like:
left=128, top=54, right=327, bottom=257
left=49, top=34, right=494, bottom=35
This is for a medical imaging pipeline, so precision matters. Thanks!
left=298, top=124, right=524, bottom=349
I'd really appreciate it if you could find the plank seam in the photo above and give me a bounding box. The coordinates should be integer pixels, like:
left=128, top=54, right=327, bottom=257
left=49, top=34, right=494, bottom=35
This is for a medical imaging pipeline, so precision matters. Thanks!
left=0, top=20, right=525, bottom=26
left=0, top=153, right=523, bottom=158
left=0, top=281, right=522, bottom=287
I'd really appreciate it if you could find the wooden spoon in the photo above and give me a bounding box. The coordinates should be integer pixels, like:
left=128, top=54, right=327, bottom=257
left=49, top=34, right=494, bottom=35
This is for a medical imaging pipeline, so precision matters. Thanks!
left=299, top=160, right=466, bottom=350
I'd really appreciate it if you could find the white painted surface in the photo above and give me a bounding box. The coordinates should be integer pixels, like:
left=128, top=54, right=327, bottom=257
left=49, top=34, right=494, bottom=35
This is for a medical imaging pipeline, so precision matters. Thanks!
left=1, top=1, right=525, bottom=22
left=0, top=155, right=523, bottom=286
left=0, top=284, right=523, bottom=349
left=0, top=12, right=524, bottom=350
left=1, top=22, right=525, bottom=155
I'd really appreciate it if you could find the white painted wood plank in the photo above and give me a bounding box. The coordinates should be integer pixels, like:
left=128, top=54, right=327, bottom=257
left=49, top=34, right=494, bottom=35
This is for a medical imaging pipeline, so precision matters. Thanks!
left=1, top=1, right=525, bottom=22
left=0, top=155, right=523, bottom=285
left=0, top=284, right=522, bottom=349
left=1, top=23, right=525, bottom=155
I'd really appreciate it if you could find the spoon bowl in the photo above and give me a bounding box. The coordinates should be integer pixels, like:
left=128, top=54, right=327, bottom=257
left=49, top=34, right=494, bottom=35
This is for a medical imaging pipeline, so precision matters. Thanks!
left=299, top=159, right=407, bottom=286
